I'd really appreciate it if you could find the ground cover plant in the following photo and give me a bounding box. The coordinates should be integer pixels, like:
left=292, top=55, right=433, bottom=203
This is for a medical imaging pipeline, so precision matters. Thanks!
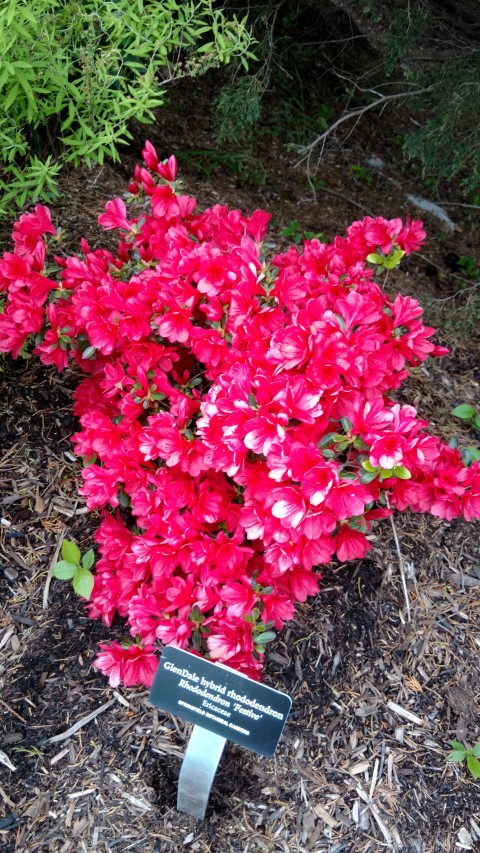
left=1, top=143, right=479, bottom=694
left=447, top=741, right=480, bottom=780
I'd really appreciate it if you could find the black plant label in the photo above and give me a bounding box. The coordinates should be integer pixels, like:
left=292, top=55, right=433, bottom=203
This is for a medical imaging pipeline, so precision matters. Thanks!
left=150, top=646, right=292, bottom=756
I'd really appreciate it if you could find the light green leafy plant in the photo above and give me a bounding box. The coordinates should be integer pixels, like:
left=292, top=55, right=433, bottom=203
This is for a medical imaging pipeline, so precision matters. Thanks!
left=0, top=0, right=255, bottom=218
left=51, top=539, right=95, bottom=600
left=1, top=156, right=62, bottom=211
left=447, top=741, right=480, bottom=780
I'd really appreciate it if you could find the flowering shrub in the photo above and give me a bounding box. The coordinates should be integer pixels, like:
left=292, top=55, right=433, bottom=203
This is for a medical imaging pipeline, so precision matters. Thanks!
left=1, top=143, right=479, bottom=688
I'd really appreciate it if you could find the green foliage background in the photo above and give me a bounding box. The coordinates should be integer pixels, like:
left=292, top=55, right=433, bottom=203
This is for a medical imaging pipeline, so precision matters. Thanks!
left=0, top=0, right=255, bottom=217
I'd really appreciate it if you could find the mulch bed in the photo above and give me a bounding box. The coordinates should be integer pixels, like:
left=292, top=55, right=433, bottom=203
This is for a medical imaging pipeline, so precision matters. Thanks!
left=1, top=73, right=479, bottom=852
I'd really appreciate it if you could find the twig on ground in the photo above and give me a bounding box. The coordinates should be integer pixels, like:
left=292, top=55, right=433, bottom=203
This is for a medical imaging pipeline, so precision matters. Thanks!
left=43, top=526, right=65, bottom=610
left=0, top=783, right=16, bottom=809
left=435, top=202, right=480, bottom=210
left=46, top=699, right=115, bottom=744
left=386, top=496, right=411, bottom=622
left=430, top=280, right=480, bottom=303
left=356, top=784, right=395, bottom=847
left=0, top=696, right=28, bottom=724
left=0, top=750, right=16, bottom=771
left=387, top=701, right=425, bottom=726
left=298, top=187, right=374, bottom=215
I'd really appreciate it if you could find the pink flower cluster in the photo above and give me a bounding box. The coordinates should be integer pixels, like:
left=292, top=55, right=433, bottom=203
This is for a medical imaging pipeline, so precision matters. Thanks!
left=1, top=142, right=479, bottom=689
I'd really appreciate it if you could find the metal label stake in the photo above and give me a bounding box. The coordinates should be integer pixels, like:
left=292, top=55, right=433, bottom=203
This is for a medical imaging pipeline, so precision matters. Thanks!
left=177, top=725, right=227, bottom=819
left=150, top=647, right=292, bottom=820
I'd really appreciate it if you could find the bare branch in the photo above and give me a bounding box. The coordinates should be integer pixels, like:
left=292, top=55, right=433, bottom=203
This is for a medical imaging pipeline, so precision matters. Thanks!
left=294, top=85, right=437, bottom=173
left=430, top=280, right=480, bottom=303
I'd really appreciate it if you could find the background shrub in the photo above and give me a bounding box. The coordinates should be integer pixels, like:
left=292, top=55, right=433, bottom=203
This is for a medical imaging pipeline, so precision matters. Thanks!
left=216, top=0, right=480, bottom=194
left=0, top=0, right=255, bottom=218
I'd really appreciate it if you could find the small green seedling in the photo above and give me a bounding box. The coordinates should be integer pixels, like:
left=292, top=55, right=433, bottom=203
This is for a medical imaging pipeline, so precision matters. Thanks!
left=51, top=539, right=94, bottom=600
left=457, top=255, right=480, bottom=279
left=12, top=745, right=43, bottom=758
left=446, top=741, right=480, bottom=780
left=279, top=220, right=325, bottom=245
left=351, top=164, right=374, bottom=187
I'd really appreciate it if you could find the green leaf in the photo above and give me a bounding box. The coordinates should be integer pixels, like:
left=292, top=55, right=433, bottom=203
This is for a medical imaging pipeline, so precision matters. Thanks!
left=81, top=548, right=95, bottom=570
left=474, top=414, right=480, bottom=430
left=360, top=469, right=378, bottom=484
left=466, top=756, right=480, bottom=779
left=449, top=740, right=467, bottom=751
left=392, top=465, right=412, bottom=479
left=72, top=567, right=94, bottom=600
left=82, top=345, right=96, bottom=360
left=3, top=83, right=20, bottom=112
left=253, top=631, right=276, bottom=644
left=447, top=750, right=467, bottom=762
left=19, top=5, right=38, bottom=27
left=16, top=71, right=34, bottom=103
left=383, top=249, right=405, bottom=269
left=366, top=253, right=383, bottom=265
left=472, top=743, right=480, bottom=758
left=318, top=432, right=337, bottom=448
left=61, top=540, right=81, bottom=565
left=451, top=404, right=476, bottom=420
left=339, top=470, right=357, bottom=480
left=191, top=629, right=202, bottom=651
left=340, top=417, right=352, bottom=432
left=463, top=446, right=480, bottom=465
left=379, top=467, right=394, bottom=479
left=52, top=560, right=77, bottom=580
left=118, top=491, right=130, bottom=508
left=82, top=453, right=97, bottom=467
left=362, top=459, right=377, bottom=473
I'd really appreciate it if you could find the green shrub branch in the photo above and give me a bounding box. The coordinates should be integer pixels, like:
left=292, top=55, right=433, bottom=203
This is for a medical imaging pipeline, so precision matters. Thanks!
left=0, top=0, right=255, bottom=218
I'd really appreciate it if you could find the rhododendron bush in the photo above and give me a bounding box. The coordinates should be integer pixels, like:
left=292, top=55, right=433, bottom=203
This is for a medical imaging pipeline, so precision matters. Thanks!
left=1, top=143, right=479, bottom=689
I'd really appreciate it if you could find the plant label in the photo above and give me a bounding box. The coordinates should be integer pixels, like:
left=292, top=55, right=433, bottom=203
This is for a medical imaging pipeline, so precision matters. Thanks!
left=150, top=646, right=292, bottom=756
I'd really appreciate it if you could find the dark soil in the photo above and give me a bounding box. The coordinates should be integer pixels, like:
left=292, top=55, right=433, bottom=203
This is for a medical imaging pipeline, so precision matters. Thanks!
left=1, top=72, right=479, bottom=853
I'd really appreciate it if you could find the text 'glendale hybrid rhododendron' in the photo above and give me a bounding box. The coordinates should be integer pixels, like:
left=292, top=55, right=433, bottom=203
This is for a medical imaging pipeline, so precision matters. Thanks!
left=1, top=143, right=479, bottom=689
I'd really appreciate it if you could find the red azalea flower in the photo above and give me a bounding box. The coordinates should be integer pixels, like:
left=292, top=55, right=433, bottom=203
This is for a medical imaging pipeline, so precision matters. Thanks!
left=1, top=150, right=478, bottom=689
left=93, top=641, right=158, bottom=688
left=335, top=526, right=370, bottom=561
left=98, top=197, right=133, bottom=231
